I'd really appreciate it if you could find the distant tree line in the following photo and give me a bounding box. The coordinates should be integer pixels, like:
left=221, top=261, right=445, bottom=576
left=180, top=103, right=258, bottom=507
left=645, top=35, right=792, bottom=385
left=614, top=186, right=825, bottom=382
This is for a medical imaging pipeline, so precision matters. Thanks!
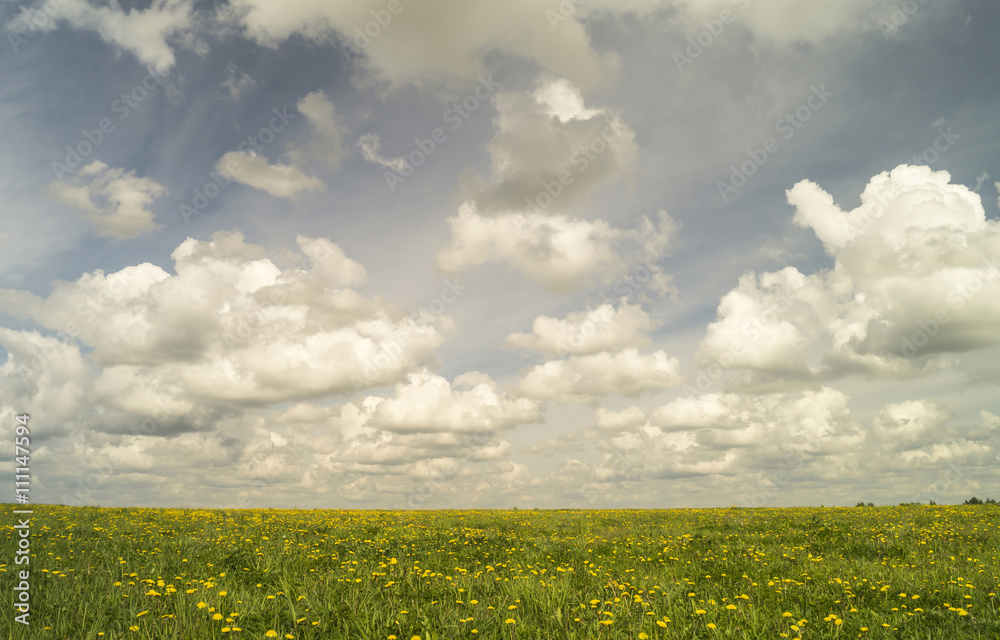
left=853, top=497, right=998, bottom=507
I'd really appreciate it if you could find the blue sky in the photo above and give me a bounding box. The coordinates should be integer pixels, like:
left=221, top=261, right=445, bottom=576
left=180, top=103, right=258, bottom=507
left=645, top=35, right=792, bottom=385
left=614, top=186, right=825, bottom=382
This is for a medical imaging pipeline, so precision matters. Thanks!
left=1, top=0, right=999, bottom=508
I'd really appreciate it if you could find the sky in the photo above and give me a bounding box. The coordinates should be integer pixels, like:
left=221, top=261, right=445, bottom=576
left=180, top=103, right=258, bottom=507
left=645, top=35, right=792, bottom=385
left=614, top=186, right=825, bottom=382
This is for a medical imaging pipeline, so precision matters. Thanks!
left=1, top=0, right=999, bottom=510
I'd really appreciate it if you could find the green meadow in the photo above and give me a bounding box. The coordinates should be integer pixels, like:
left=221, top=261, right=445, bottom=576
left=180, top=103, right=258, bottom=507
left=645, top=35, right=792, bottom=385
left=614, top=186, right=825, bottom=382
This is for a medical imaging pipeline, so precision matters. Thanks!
left=2, top=505, right=998, bottom=639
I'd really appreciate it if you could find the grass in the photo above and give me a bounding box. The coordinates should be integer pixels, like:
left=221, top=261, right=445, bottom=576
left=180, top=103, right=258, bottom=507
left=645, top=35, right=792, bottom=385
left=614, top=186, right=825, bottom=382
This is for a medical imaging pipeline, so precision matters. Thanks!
left=1, top=504, right=998, bottom=639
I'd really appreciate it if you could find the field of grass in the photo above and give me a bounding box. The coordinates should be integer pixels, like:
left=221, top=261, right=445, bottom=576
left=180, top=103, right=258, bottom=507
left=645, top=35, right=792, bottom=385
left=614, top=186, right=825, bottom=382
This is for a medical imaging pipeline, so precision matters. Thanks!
left=1, top=505, right=998, bottom=639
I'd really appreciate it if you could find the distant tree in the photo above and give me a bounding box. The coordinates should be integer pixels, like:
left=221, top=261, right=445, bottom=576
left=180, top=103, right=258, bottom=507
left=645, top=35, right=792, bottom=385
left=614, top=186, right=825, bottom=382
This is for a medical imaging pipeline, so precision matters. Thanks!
left=964, top=497, right=983, bottom=505
left=986, top=498, right=997, bottom=505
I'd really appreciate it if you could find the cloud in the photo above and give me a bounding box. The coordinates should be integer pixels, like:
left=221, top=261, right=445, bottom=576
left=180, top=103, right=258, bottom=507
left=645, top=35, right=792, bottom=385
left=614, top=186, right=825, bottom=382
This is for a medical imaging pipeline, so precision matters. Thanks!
left=516, top=348, right=685, bottom=404
left=593, top=405, right=647, bottom=431
left=664, top=0, right=899, bottom=44
left=215, top=151, right=324, bottom=199
left=0, top=329, right=95, bottom=437
left=871, top=400, right=951, bottom=453
left=437, top=204, right=677, bottom=294
left=697, top=165, right=1000, bottom=386
left=356, top=133, right=410, bottom=174
left=221, top=0, right=617, bottom=92
left=434, top=79, right=670, bottom=293
left=366, top=369, right=541, bottom=434
left=0, top=231, right=451, bottom=406
left=289, top=91, right=349, bottom=170
left=222, top=62, right=257, bottom=100
left=48, top=161, right=165, bottom=238
left=10, top=0, right=200, bottom=72
left=465, top=78, right=637, bottom=215
left=506, top=298, right=655, bottom=355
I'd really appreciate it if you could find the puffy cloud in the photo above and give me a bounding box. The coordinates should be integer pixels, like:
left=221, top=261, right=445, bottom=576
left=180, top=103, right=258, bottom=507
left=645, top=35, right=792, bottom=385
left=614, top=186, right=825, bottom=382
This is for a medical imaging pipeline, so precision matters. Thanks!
left=695, top=267, right=824, bottom=378
left=466, top=78, right=637, bottom=216
left=215, top=151, right=323, bottom=199
left=697, top=165, right=1000, bottom=386
left=871, top=400, right=951, bottom=453
left=0, top=231, right=451, bottom=405
left=517, top=348, right=685, bottom=404
left=48, top=161, right=165, bottom=238
left=507, top=298, right=655, bottom=355
left=593, top=405, right=647, bottom=431
left=529, top=386, right=870, bottom=503
left=437, top=204, right=676, bottom=293
left=434, top=78, right=668, bottom=292
left=436, top=203, right=620, bottom=292
left=367, top=370, right=541, bottom=434
left=649, top=393, right=746, bottom=431
left=10, top=0, right=200, bottom=72
left=221, top=0, right=616, bottom=92
left=0, top=329, right=94, bottom=436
